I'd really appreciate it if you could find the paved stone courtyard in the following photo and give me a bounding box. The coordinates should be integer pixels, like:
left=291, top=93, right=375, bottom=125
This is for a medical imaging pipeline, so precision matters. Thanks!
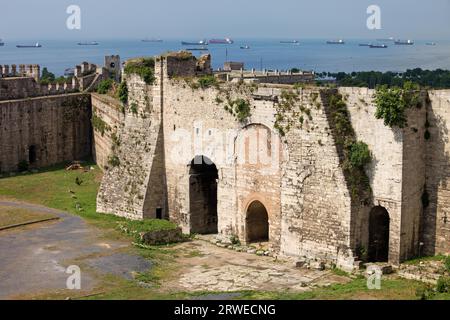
left=164, top=240, right=349, bottom=293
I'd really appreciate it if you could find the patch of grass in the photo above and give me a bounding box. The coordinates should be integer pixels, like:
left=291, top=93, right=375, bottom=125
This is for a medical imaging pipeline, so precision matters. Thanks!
left=236, top=276, right=426, bottom=300
left=0, top=205, right=57, bottom=228
left=184, top=249, right=205, bottom=258
left=404, top=254, right=446, bottom=265
left=0, top=162, right=179, bottom=243
left=331, top=267, right=350, bottom=277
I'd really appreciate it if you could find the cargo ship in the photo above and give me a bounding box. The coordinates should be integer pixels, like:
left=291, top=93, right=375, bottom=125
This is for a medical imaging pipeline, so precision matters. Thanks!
left=77, top=41, right=99, bottom=46
left=376, top=37, right=395, bottom=42
left=208, top=38, right=234, bottom=44
left=181, top=40, right=208, bottom=46
left=142, top=38, right=163, bottom=42
left=394, top=39, right=414, bottom=45
left=326, top=39, right=345, bottom=44
left=370, top=44, right=388, bottom=48
left=16, top=42, right=42, bottom=48
left=186, top=47, right=209, bottom=51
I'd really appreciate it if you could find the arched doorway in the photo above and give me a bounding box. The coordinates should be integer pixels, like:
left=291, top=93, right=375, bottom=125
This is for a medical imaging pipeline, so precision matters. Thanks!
left=368, top=206, right=390, bottom=262
left=246, top=201, right=269, bottom=243
left=189, top=156, right=218, bottom=234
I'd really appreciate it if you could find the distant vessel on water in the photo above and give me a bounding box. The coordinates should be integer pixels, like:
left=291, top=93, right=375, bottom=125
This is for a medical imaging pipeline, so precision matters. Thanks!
left=142, top=38, right=163, bottom=42
left=395, top=39, right=414, bottom=45
left=240, top=45, right=250, bottom=49
left=280, top=40, right=299, bottom=44
left=17, top=42, right=42, bottom=48
left=78, top=41, right=99, bottom=46
left=181, top=40, right=208, bottom=46
left=327, top=39, right=345, bottom=44
left=186, top=47, right=209, bottom=51
left=208, top=38, right=234, bottom=44
left=376, top=37, right=395, bottom=42
left=370, top=44, right=388, bottom=48
left=0, top=39, right=4, bottom=46
left=359, top=43, right=371, bottom=47
left=426, top=42, right=437, bottom=46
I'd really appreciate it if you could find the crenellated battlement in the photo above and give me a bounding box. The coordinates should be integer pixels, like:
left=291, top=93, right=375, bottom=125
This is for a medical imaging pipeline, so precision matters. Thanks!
left=0, top=55, right=121, bottom=101
left=0, top=64, right=40, bottom=81
left=0, top=75, right=80, bottom=101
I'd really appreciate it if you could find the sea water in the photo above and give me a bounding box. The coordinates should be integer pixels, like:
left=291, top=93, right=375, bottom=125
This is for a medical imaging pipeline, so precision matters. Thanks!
left=0, top=39, right=449, bottom=76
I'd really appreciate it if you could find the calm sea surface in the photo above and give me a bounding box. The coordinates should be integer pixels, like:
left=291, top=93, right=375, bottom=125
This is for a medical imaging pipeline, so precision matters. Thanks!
left=1, top=39, right=449, bottom=76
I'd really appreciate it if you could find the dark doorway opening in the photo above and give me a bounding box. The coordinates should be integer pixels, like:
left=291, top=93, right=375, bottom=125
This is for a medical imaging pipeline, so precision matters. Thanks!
left=189, top=156, right=218, bottom=234
left=368, top=206, right=390, bottom=262
left=28, top=145, right=37, bottom=164
left=156, top=208, right=163, bottom=220
left=246, top=201, right=269, bottom=243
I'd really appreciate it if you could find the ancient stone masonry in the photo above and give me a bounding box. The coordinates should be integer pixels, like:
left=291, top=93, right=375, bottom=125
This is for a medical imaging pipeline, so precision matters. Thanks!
left=0, top=94, right=92, bottom=173
left=2, top=51, right=449, bottom=271
left=424, top=90, right=450, bottom=256
left=93, top=52, right=450, bottom=270
left=0, top=56, right=118, bottom=173
left=96, top=67, right=167, bottom=220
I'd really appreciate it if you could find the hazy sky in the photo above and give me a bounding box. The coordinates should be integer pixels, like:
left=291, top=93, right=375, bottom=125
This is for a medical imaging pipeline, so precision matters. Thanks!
left=2, top=0, right=450, bottom=40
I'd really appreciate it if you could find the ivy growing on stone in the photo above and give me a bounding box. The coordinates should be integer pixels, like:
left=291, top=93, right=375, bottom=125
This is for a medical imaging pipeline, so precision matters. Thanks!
left=91, top=113, right=111, bottom=136
left=107, top=155, right=121, bottom=168
left=117, top=81, right=128, bottom=104
left=324, top=92, right=372, bottom=202
left=226, top=98, right=251, bottom=123
left=374, top=81, right=421, bottom=128
left=124, top=58, right=155, bottom=85
left=130, top=102, right=138, bottom=115
left=273, top=89, right=318, bottom=137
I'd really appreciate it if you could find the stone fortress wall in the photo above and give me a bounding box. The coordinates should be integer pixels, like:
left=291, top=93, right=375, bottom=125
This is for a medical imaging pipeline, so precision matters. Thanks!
left=0, top=56, right=120, bottom=173
left=93, top=53, right=450, bottom=270
left=1, top=52, right=449, bottom=271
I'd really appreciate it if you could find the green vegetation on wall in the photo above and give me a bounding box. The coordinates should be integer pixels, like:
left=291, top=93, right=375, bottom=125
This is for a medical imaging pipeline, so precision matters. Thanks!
left=224, top=98, right=251, bottom=123
left=325, top=92, right=372, bottom=201
left=273, top=89, right=314, bottom=137
left=91, top=113, right=111, bottom=136
left=374, top=82, right=421, bottom=128
left=117, top=81, right=128, bottom=104
left=107, top=155, right=121, bottom=168
left=198, top=75, right=219, bottom=89
left=124, top=58, right=155, bottom=85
